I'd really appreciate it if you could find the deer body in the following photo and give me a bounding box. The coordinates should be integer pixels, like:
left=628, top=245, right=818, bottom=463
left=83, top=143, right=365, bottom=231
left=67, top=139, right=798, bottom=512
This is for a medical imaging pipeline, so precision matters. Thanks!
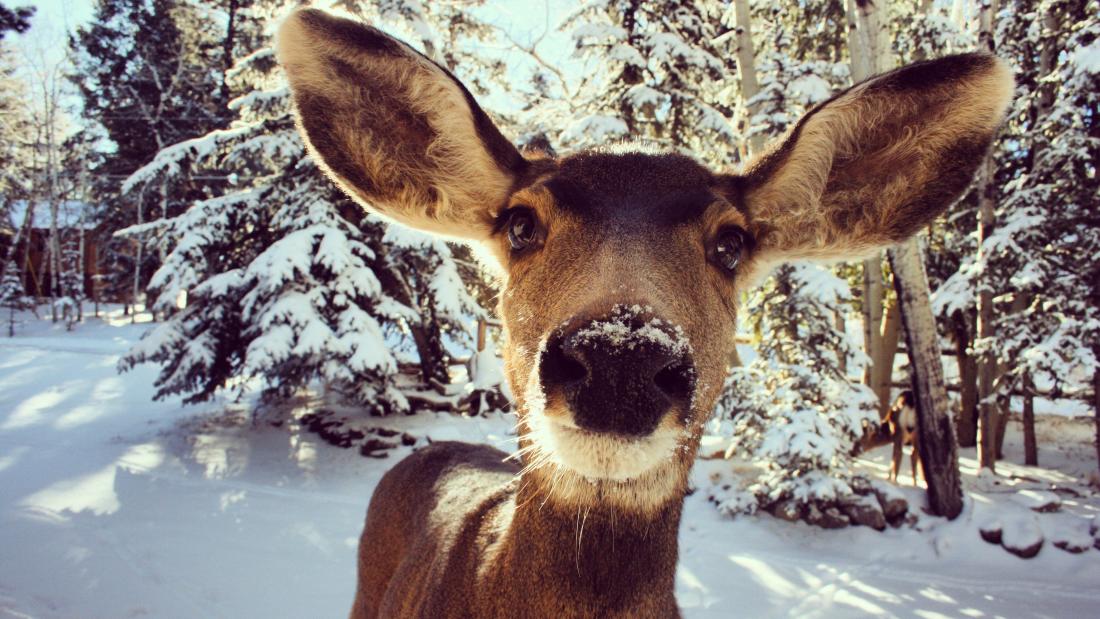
left=354, top=442, right=679, bottom=618
left=275, top=9, right=1013, bottom=618
left=886, top=391, right=922, bottom=485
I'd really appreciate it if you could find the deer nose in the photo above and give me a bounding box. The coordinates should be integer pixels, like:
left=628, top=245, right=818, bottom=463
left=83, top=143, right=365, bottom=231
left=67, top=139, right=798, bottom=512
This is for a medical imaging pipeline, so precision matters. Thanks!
left=539, top=312, right=696, bottom=437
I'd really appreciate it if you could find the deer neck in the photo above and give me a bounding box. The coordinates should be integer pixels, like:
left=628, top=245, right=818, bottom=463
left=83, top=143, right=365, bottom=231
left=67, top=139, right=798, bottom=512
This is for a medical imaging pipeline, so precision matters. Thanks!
left=484, top=474, right=684, bottom=616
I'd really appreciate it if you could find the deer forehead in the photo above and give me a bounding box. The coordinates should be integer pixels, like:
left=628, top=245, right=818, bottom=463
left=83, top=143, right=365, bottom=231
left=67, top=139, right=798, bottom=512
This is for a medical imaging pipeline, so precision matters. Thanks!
left=505, top=149, right=748, bottom=240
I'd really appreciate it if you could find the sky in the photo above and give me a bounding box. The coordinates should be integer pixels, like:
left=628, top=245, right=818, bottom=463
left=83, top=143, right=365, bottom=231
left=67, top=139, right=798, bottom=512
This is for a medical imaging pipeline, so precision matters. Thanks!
left=8, top=0, right=578, bottom=133
left=15, top=0, right=93, bottom=58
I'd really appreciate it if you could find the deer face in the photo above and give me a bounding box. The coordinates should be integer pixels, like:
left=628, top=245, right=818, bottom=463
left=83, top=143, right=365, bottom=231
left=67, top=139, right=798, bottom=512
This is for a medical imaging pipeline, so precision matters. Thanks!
left=489, top=150, right=744, bottom=496
left=277, top=9, right=1013, bottom=513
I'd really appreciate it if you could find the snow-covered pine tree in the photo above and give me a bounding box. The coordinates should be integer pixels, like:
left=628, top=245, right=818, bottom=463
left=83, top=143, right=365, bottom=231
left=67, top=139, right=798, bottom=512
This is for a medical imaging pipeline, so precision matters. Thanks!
left=53, top=222, right=85, bottom=330
left=0, top=254, right=30, bottom=336
left=69, top=0, right=252, bottom=303
left=716, top=263, right=878, bottom=520
left=928, top=0, right=1098, bottom=467
left=984, top=0, right=1099, bottom=467
left=560, top=0, right=737, bottom=168
left=119, top=1, right=492, bottom=411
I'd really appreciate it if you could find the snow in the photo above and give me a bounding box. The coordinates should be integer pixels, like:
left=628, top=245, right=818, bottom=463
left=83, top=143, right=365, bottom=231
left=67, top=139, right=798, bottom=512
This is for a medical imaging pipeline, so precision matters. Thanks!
left=563, top=114, right=629, bottom=143
left=1072, top=41, right=1100, bottom=74
left=2, top=314, right=1099, bottom=618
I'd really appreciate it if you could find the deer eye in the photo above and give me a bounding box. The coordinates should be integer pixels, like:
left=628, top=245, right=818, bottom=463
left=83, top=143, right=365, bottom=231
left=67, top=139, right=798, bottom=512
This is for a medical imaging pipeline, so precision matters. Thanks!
left=713, top=227, right=748, bottom=273
left=506, top=208, right=539, bottom=251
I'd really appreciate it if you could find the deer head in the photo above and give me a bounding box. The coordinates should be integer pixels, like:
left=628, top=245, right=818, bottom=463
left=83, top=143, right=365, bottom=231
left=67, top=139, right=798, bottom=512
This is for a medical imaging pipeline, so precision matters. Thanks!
left=277, top=9, right=1012, bottom=515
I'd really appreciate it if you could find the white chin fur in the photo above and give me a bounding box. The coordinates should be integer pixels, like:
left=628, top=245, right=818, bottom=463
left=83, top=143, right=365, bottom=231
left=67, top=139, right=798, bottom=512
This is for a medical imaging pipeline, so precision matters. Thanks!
left=527, top=408, right=680, bottom=481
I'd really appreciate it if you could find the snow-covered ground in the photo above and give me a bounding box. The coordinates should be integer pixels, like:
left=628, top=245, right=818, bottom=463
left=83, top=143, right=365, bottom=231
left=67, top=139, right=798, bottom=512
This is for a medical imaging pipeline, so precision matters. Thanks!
left=1, top=311, right=1099, bottom=619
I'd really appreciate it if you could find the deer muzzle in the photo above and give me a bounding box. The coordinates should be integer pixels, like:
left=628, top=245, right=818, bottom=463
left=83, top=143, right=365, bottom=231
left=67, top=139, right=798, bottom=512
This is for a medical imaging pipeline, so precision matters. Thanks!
left=539, top=306, right=696, bottom=437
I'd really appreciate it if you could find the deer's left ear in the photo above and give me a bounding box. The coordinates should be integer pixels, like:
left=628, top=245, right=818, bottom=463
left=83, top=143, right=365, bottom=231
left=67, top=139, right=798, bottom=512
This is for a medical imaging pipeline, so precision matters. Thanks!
left=720, top=53, right=1013, bottom=262
left=276, top=9, right=533, bottom=240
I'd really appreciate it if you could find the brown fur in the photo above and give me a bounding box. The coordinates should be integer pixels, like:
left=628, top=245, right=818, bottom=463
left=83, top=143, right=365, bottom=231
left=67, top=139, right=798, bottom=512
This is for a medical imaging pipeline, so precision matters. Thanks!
left=275, top=9, right=1013, bottom=619
left=276, top=8, right=543, bottom=239
left=726, top=53, right=1014, bottom=266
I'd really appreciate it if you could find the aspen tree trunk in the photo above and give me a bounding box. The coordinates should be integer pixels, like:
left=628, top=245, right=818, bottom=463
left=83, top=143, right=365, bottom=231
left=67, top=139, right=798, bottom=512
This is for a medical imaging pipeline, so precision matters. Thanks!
left=975, top=0, right=1000, bottom=472
left=732, top=0, right=763, bottom=157
left=889, top=244, right=963, bottom=518
left=872, top=299, right=901, bottom=414
left=845, top=0, right=887, bottom=402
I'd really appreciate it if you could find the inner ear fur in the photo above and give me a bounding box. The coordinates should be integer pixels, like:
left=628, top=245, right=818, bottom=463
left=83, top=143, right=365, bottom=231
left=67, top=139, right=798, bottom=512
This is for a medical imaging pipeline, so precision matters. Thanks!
left=276, top=8, right=536, bottom=239
left=726, top=53, right=1014, bottom=261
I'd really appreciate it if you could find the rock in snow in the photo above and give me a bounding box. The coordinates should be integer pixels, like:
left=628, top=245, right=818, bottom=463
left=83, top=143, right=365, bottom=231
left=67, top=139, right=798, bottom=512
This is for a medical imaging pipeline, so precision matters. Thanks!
left=1000, top=514, right=1044, bottom=559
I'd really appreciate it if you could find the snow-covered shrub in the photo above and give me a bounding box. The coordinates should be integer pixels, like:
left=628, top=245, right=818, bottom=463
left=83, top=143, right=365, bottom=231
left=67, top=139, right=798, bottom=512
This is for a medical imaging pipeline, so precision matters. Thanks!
left=716, top=263, right=877, bottom=515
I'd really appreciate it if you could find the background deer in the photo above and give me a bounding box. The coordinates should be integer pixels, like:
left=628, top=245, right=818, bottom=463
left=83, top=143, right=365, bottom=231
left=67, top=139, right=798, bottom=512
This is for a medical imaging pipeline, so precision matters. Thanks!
left=885, top=390, right=922, bottom=485
left=276, top=8, right=1012, bottom=618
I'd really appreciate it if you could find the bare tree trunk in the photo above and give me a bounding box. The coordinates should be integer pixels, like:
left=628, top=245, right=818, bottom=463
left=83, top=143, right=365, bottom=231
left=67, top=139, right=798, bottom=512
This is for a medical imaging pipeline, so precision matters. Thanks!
left=976, top=0, right=1000, bottom=472
left=951, top=312, right=979, bottom=447
left=132, top=183, right=148, bottom=323
left=872, top=297, right=901, bottom=416
left=732, top=0, right=763, bottom=157
left=889, top=242, right=963, bottom=518
left=1093, top=357, right=1100, bottom=477
left=1022, top=372, right=1037, bottom=465
left=862, top=261, right=885, bottom=389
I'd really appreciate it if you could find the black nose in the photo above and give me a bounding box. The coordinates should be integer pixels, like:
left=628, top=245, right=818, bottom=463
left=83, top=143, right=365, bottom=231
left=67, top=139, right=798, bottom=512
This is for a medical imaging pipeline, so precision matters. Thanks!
left=539, top=309, right=696, bottom=437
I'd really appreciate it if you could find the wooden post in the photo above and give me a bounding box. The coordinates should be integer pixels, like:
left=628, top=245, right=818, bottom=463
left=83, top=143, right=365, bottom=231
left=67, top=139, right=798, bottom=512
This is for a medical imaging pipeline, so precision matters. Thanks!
left=476, top=319, right=487, bottom=353
left=888, top=241, right=963, bottom=519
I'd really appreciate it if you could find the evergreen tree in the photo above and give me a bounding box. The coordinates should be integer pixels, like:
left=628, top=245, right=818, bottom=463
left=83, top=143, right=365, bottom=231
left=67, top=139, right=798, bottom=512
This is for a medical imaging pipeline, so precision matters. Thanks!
left=561, top=0, right=737, bottom=167
left=717, top=264, right=878, bottom=516
left=988, top=0, right=1099, bottom=464
left=69, top=0, right=252, bottom=300
left=119, top=1, right=491, bottom=409
left=0, top=3, right=32, bottom=38
left=0, top=254, right=30, bottom=336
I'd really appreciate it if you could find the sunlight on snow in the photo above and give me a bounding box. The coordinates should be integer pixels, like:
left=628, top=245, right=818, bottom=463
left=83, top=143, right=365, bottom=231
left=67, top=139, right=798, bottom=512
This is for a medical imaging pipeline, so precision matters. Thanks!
left=192, top=429, right=252, bottom=480
left=0, top=446, right=29, bottom=473
left=1, top=389, right=71, bottom=430
left=675, top=565, right=720, bottom=609
left=920, top=587, right=959, bottom=604
left=726, top=555, right=801, bottom=598
left=18, top=443, right=165, bottom=519
left=54, top=376, right=126, bottom=429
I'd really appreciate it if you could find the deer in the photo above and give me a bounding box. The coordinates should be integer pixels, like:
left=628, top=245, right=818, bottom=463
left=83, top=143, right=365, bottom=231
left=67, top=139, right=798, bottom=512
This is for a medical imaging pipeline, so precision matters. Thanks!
left=275, top=9, right=1012, bottom=618
left=885, top=390, right=922, bottom=486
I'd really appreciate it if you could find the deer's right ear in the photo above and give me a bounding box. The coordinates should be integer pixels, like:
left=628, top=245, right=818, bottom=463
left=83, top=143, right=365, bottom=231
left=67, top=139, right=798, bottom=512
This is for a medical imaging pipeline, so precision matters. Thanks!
left=276, top=9, right=531, bottom=240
